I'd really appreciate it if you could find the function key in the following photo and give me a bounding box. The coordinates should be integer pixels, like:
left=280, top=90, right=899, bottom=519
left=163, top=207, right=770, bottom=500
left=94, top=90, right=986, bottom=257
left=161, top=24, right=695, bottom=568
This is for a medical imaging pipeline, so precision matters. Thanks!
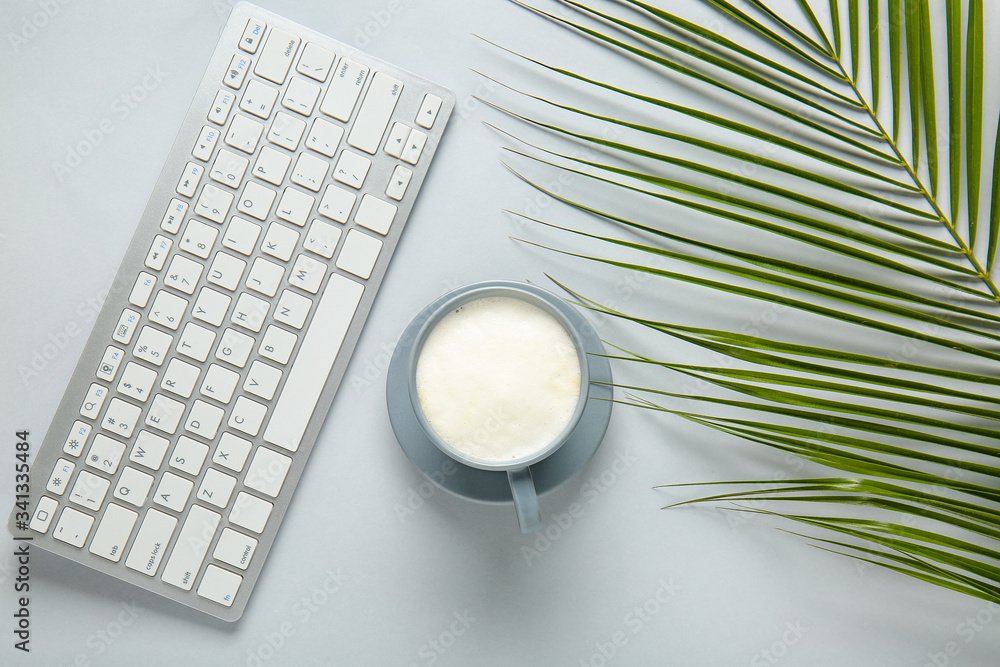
left=224, top=53, right=252, bottom=90
left=239, top=18, right=266, bottom=54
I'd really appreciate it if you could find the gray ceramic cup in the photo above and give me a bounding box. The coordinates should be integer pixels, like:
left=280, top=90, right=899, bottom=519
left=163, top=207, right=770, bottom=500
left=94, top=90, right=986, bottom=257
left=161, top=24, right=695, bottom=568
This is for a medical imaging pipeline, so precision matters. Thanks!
left=405, top=281, right=591, bottom=532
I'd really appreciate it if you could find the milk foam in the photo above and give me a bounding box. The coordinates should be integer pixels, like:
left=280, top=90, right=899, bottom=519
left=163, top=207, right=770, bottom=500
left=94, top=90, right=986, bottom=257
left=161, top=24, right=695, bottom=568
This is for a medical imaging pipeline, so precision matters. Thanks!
left=415, top=296, right=582, bottom=464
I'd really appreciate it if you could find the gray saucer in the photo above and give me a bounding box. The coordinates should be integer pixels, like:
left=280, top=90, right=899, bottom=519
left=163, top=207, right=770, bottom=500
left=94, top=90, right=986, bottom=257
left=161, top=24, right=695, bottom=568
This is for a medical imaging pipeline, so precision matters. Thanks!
left=385, top=284, right=613, bottom=503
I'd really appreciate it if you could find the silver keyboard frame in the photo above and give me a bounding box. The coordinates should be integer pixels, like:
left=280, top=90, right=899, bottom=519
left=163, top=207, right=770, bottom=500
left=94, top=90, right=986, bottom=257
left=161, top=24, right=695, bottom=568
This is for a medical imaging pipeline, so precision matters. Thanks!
left=7, top=1, right=454, bottom=621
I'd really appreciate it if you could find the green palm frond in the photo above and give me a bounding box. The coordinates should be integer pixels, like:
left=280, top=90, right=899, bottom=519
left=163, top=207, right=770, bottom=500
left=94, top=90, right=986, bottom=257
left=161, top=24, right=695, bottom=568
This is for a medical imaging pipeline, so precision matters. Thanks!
left=486, top=0, right=1000, bottom=604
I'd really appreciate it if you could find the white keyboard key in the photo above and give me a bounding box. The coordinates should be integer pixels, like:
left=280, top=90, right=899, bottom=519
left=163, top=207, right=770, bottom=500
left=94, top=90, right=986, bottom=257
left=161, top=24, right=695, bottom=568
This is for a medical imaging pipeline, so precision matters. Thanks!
left=384, top=122, right=409, bottom=158
left=224, top=53, right=252, bottom=89
left=80, top=383, right=109, bottom=419
left=145, top=393, right=185, bottom=435
left=263, top=274, right=364, bottom=451
left=226, top=113, right=265, bottom=153
left=216, top=328, right=255, bottom=367
left=129, top=272, right=156, bottom=308
left=154, top=472, right=193, bottom=513
left=354, top=194, right=397, bottom=235
left=239, top=17, right=265, bottom=53
left=252, top=146, right=291, bottom=185
left=165, top=253, right=204, bottom=292
left=144, top=235, right=172, bottom=271
left=197, top=469, right=237, bottom=508
left=100, top=398, right=141, bottom=439
left=193, top=287, right=232, bottom=327
left=162, top=505, right=221, bottom=591
left=118, top=361, right=157, bottom=402
left=290, top=153, right=328, bottom=192
left=401, top=128, right=427, bottom=165
left=149, top=290, right=188, bottom=330
left=385, top=164, right=412, bottom=201
left=208, top=252, right=248, bottom=292
left=208, top=89, right=237, bottom=125
left=416, top=93, right=443, bottom=129
left=63, top=421, right=92, bottom=457
left=176, top=162, right=204, bottom=197
left=244, top=446, right=291, bottom=497
left=214, top=528, right=257, bottom=570
left=222, top=216, right=262, bottom=255
left=347, top=72, right=403, bottom=154
left=276, top=187, right=315, bottom=224
left=214, top=433, right=253, bottom=472
left=282, top=76, right=321, bottom=116
left=288, top=254, right=326, bottom=293
left=296, top=42, right=334, bottom=81
left=129, top=430, right=170, bottom=470
left=200, top=363, right=241, bottom=403
left=198, top=565, right=242, bottom=607
left=254, top=27, right=299, bottom=84
left=53, top=507, right=95, bottom=548
left=240, top=80, right=279, bottom=120
left=229, top=491, right=273, bottom=534
left=46, top=458, right=75, bottom=495
left=320, top=58, right=368, bottom=121
left=246, top=257, right=285, bottom=297
left=237, top=181, right=276, bottom=220
left=87, top=433, right=127, bottom=474
left=69, top=470, right=110, bottom=509
left=133, top=325, right=173, bottom=366
left=333, top=150, right=371, bottom=189
left=336, top=229, right=383, bottom=280
left=161, top=357, right=201, bottom=398
left=231, top=292, right=270, bottom=332
left=30, top=497, right=59, bottom=534
left=304, top=219, right=342, bottom=258
left=177, top=322, right=216, bottom=363
left=273, top=289, right=312, bottom=329
left=259, top=325, right=297, bottom=365
left=267, top=111, right=306, bottom=151
left=318, top=184, right=356, bottom=222
left=261, top=222, right=300, bottom=261
left=306, top=117, right=344, bottom=157
left=210, top=149, right=250, bottom=189
left=111, top=309, right=141, bottom=345
left=170, top=435, right=211, bottom=476
left=184, top=400, right=225, bottom=440
left=114, top=466, right=154, bottom=507
left=132, top=327, right=176, bottom=368
left=244, top=360, right=282, bottom=400
left=192, top=127, right=220, bottom=162
left=96, top=346, right=125, bottom=382
left=229, top=396, right=268, bottom=437
left=89, top=503, right=138, bottom=563
left=125, top=508, right=177, bottom=576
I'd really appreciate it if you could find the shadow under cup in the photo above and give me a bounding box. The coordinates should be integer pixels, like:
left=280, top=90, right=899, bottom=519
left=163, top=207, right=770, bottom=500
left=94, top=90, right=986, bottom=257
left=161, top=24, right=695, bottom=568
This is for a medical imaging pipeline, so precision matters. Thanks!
left=405, top=282, right=591, bottom=532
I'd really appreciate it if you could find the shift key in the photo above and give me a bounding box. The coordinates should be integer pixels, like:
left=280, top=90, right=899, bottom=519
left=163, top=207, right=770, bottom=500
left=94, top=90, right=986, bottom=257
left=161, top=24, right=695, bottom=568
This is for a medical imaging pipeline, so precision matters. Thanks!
left=347, top=72, right=402, bottom=154
left=161, top=505, right=221, bottom=591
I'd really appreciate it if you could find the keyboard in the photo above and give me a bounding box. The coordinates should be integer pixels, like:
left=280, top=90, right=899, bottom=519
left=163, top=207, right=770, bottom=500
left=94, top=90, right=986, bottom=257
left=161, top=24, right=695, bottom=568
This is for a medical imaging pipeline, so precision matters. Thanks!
left=7, top=2, right=453, bottom=621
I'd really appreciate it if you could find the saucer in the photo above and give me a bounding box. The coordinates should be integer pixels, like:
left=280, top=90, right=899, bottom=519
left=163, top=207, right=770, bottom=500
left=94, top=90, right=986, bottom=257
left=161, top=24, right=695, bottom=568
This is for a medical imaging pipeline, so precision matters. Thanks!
left=385, top=283, right=613, bottom=503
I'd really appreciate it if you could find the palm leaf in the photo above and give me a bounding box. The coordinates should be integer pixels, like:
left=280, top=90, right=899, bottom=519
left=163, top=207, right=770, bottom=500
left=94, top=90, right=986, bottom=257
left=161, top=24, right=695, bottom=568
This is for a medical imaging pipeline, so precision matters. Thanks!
left=487, top=0, right=1000, bottom=607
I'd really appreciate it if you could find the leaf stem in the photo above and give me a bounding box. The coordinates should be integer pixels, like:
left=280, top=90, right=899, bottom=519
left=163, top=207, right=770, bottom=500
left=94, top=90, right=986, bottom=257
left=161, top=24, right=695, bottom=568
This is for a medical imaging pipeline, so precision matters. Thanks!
left=833, top=59, right=1000, bottom=301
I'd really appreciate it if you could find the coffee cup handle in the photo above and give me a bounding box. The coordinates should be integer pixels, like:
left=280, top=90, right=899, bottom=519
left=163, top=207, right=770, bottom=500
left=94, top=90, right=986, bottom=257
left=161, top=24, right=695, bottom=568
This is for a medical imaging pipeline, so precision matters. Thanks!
left=508, top=467, right=541, bottom=533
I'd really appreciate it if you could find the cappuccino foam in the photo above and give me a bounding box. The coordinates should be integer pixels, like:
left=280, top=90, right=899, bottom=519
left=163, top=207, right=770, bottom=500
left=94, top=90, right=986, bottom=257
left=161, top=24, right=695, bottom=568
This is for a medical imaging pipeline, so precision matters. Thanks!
left=415, top=296, right=582, bottom=464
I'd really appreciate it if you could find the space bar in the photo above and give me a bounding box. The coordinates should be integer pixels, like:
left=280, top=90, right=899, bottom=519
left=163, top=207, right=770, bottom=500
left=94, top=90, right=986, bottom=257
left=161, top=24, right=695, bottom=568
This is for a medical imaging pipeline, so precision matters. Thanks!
left=263, top=274, right=365, bottom=452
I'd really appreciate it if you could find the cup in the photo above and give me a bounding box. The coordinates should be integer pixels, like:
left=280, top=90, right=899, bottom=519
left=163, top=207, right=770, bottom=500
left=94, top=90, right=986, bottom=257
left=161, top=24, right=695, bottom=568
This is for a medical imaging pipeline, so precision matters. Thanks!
left=406, top=281, right=591, bottom=532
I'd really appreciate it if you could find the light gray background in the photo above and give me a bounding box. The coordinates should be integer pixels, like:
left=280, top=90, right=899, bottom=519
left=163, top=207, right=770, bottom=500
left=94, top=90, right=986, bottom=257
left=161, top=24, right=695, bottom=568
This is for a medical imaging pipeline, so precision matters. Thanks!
left=2, top=0, right=999, bottom=665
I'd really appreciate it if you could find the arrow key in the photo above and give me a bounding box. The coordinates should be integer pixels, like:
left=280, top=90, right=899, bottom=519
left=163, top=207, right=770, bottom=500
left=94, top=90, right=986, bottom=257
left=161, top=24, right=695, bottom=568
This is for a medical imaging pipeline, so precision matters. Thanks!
left=385, top=165, right=412, bottom=201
